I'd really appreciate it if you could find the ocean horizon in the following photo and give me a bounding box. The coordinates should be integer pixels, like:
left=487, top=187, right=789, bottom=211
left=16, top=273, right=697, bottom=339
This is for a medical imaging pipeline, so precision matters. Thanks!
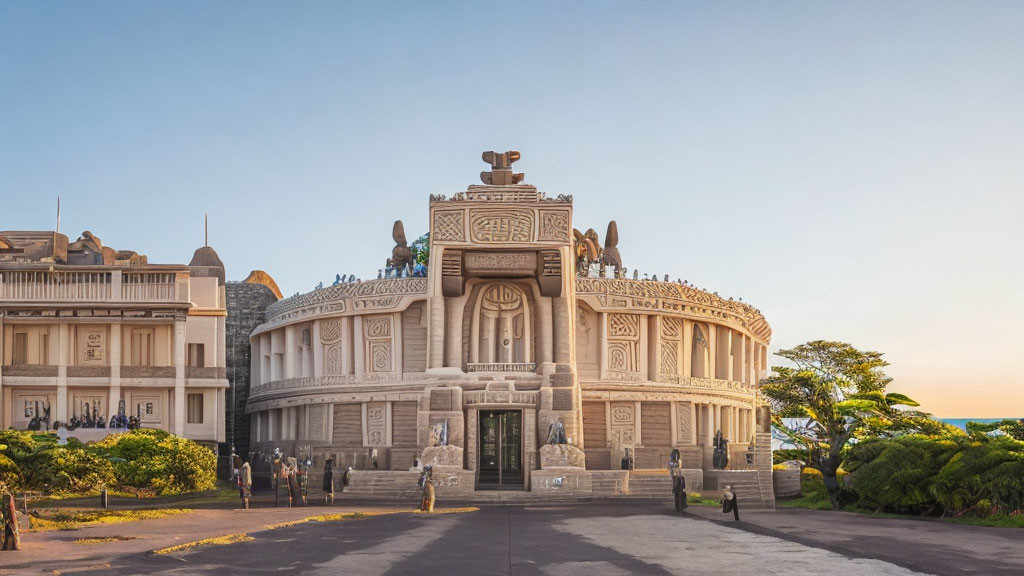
left=939, top=418, right=1021, bottom=431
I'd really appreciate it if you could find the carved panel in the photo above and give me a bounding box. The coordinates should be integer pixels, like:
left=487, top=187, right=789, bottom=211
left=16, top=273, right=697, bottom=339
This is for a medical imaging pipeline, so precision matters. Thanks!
left=432, top=210, right=466, bottom=242
left=464, top=252, right=536, bottom=271
left=368, top=341, right=391, bottom=373
left=325, top=344, right=343, bottom=375
left=611, top=402, right=635, bottom=445
left=308, top=405, right=325, bottom=440
left=660, top=341, right=678, bottom=375
left=469, top=209, right=533, bottom=243
left=552, top=388, right=574, bottom=411
left=607, top=341, right=637, bottom=372
left=609, top=314, right=640, bottom=338
left=320, top=319, right=342, bottom=344
left=662, top=317, right=682, bottom=339
left=364, top=317, right=392, bottom=338
left=366, top=402, right=387, bottom=446
left=677, top=402, right=693, bottom=444
left=79, top=328, right=105, bottom=364
left=538, top=210, right=570, bottom=241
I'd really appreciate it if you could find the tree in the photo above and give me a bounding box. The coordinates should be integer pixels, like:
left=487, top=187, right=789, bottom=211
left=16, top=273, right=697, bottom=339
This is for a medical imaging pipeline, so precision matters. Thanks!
left=762, top=341, right=924, bottom=509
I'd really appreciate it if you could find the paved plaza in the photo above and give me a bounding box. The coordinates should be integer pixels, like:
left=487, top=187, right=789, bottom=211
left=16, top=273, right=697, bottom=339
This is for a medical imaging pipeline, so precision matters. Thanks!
left=3, top=502, right=1023, bottom=576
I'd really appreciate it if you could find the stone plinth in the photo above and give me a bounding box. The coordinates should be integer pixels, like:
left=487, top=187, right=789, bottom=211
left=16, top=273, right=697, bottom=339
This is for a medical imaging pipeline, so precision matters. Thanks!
left=531, top=469, right=593, bottom=496
left=539, top=443, right=586, bottom=469
left=420, top=445, right=464, bottom=468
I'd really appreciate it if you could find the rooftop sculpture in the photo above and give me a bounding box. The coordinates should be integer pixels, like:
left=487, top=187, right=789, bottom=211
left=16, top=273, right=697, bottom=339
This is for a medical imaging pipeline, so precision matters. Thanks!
left=480, top=150, right=524, bottom=185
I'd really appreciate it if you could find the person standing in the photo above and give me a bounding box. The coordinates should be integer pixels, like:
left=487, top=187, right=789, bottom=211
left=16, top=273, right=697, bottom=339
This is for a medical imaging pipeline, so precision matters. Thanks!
left=721, top=484, right=740, bottom=521
left=237, top=457, right=252, bottom=510
left=668, top=449, right=687, bottom=513
left=322, top=458, right=336, bottom=505
left=1, top=492, right=20, bottom=551
left=417, top=466, right=435, bottom=513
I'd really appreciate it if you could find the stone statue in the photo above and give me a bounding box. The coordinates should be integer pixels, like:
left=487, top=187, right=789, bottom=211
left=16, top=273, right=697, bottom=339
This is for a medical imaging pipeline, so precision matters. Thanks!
left=27, top=401, right=50, bottom=431
left=417, top=465, right=435, bottom=512
left=430, top=419, right=450, bottom=447
left=573, top=228, right=602, bottom=276
left=333, top=274, right=342, bottom=286
left=391, top=220, right=413, bottom=277
left=546, top=418, right=568, bottom=445
left=480, top=150, right=524, bottom=185
left=713, top=430, right=729, bottom=470
left=601, top=221, right=622, bottom=271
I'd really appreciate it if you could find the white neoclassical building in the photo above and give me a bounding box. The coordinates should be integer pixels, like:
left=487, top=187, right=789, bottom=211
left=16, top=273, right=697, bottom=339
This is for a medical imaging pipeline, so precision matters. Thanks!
left=0, top=230, right=228, bottom=446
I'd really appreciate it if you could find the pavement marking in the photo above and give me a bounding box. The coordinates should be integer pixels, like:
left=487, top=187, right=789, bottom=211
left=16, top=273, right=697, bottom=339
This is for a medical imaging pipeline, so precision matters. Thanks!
left=555, top=514, right=936, bottom=576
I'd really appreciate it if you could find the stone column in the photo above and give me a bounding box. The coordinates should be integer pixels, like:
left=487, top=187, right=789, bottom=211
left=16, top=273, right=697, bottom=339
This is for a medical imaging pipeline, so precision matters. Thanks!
left=426, top=247, right=446, bottom=370
left=707, top=327, right=717, bottom=380
left=690, top=402, right=698, bottom=445
left=353, top=316, right=364, bottom=379
left=553, top=296, right=571, bottom=364
left=598, top=312, right=608, bottom=379
left=109, top=323, right=121, bottom=420
left=648, top=316, right=660, bottom=381
left=312, top=320, right=323, bottom=379
left=670, top=400, right=678, bottom=446
left=394, top=312, right=403, bottom=381
left=173, top=318, right=186, bottom=436
left=341, top=317, right=352, bottom=375
left=284, top=326, right=296, bottom=379
left=537, top=296, right=553, bottom=365
left=56, top=323, right=69, bottom=423
left=681, top=320, right=692, bottom=378
left=445, top=297, right=463, bottom=368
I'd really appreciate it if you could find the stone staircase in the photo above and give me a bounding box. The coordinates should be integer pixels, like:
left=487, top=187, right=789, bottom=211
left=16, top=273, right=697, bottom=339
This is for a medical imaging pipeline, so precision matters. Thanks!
left=704, top=470, right=771, bottom=508
left=623, top=473, right=672, bottom=498
left=591, top=471, right=628, bottom=496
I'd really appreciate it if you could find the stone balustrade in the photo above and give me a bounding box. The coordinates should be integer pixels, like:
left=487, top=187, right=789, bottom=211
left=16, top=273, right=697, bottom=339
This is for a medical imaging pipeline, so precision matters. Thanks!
left=0, top=269, right=184, bottom=303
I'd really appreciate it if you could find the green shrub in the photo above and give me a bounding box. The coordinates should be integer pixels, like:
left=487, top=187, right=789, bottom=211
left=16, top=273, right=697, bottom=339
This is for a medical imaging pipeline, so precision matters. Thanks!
left=846, top=436, right=959, bottom=514
left=95, top=429, right=216, bottom=495
left=21, top=447, right=115, bottom=493
left=930, top=438, right=1024, bottom=515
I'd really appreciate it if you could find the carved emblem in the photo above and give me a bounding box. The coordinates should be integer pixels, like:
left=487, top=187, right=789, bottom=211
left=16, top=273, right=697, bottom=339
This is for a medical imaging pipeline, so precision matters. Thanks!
left=320, top=319, right=342, bottom=344
left=366, top=403, right=386, bottom=446
left=539, top=210, right=570, bottom=242
left=364, top=317, right=392, bottom=338
left=432, top=210, right=465, bottom=242
left=609, top=314, right=640, bottom=338
left=325, top=345, right=343, bottom=375
left=469, top=209, right=533, bottom=243
left=369, top=341, right=391, bottom=372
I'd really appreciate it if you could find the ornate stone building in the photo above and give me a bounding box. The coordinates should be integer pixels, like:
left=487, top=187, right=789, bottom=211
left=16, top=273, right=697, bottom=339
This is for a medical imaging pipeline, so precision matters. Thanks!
left=246, top=152, right=774, bottom=504
left=0, top=230, right=229, bottom=447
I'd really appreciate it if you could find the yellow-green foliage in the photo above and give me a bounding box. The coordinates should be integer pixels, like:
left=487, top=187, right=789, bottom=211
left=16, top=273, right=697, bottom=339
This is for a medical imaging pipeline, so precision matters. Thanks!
left=152, top=532, right=253, bottom=555
left=22, top=447, right=116, bottom=494
left=94, top=429, right=217, bottom=495
left=30, top=508, right=192, bottom=531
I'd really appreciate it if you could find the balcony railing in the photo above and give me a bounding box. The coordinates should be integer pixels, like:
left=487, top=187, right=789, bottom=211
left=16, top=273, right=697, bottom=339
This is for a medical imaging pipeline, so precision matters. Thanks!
left=0, top=270, right=182, bottom=303
left=466, top=362, right=538, bottom=373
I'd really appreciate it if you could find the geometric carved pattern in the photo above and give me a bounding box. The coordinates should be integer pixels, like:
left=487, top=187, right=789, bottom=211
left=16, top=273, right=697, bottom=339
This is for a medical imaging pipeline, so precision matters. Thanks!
left=320, top=319, right=342, bottom=343
left=469, top=209, right=533, bottom=243
left=609, top=313, right=640, bottom=338
left=432, top=210, right=465, bottom=242
left=366, top=402, right=386, bottom=446
left=325, top=345, right=343, bottom=375
left=660, top=341, right=678, bottom=375
left=364, top=317, right=392, bottom=338
left=369, top=341, right=391, bottom=373
left=611, top=402, right=635, bottom=446
left=677, top=402, right=693, bottom=444
left=662, top=317, right=681, bottom=339
left=608, top=341, right=636, bottom=372
left=538, top=210, right=569, bottom=241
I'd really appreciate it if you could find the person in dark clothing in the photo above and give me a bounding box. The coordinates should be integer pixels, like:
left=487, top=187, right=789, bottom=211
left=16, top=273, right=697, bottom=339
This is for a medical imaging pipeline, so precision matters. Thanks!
left=721, top=484, right=740, bottom=521
left=668, top=448, right=687, bottom=513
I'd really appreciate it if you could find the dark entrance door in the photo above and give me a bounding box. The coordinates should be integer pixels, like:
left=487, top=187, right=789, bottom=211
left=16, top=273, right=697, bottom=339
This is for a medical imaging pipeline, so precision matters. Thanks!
left=477, top=410, right=523, bottom=489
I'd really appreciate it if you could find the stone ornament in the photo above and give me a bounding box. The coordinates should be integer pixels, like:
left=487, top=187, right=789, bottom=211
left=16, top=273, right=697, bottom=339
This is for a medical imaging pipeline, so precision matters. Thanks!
left=469, top=209, right=533, bottom=243
left=432, top=210, right=465, bottom=242
left=480, top=150, right=524, bottom=185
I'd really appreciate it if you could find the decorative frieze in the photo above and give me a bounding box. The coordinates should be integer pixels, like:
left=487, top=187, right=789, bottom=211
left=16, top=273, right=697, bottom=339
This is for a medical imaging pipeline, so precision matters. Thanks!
left=432, top=210, right=466, bottom=242
left=538, top=210, right=570, bottom=242
left=320, top=319, right=342, bottom=344
left=469, top=209, right=533, bottom=243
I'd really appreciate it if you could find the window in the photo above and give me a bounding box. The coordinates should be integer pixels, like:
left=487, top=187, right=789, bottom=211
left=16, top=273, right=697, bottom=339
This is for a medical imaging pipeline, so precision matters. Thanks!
left=187, top=393, right=204, bottom=424
left=187, top=343, right=205, bottom=367
left=130, top=328, right=154, bottom=366
left=12, top=332, right=28, bottom=365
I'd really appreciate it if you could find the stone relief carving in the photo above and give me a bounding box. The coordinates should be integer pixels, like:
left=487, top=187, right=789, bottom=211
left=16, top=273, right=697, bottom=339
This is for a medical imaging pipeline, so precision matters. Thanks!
left=575, top=277, right=772, bottom=342
left=660, top=341, right=679, bottom=375
left=263, top=277, right=427, bottom=323
left=464, top=252, right=535, bottom=270
left=325, top=345, right=343, bottom=375
left=364, top=316, right=392, bottom=338
left=538, top=210, right=570, bottom=242
left=308, top=404, right=325, bottom=440
left=611, top=403, right=635, bottom=445
left=366, top=402, right=386, bottom=446
left=432, top=210, right=465, bottom=242
left=320, top=319, right=342, bottom=344
left=369, top=341, right=391, bottom=373
left=469, top=209, right=533, bottom=243
left=609, top=313, right=640, bottom=338
left=677, top=402, right=693, bottom=444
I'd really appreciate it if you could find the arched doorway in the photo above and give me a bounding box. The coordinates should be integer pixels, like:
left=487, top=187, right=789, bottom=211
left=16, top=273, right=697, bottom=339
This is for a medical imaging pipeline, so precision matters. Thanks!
left=470, top=283, right=531, bottom=365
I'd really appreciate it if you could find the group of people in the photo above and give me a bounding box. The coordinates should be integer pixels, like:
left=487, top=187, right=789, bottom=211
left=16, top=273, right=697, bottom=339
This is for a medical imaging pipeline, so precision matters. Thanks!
left=231, top=453, right=352, bottom=509
left=668, top=448, right=739, bottom=521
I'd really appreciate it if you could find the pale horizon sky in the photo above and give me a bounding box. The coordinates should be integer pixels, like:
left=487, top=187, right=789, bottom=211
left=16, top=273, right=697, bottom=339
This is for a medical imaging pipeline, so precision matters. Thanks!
left=2, top=2, right=1021, bottom=417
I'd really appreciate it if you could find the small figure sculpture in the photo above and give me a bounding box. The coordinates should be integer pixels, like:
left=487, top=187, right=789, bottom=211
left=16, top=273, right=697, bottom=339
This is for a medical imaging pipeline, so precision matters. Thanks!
left=713, top=430, right=729, bottom=470
left=600, top=221, right=622, bottom=271
left=377, top=269, right=383, bottom=280
left=632, top=269, right=639, bottom=280
left=348, top=274, right=355, bottom=283
left=429, top=419, right=450, bottom=447
left=664, top=274, right=669, bottom=282
left=668, top=448, right=687, bottom=513
left=316, top=281, right=323, bottom=290
left=391, top=220, right=414, bottom=277
left=333, top=274, right=342, bottom=286
left=413, top=262, right=427, bottom=277
left=385, top=259, right=394, bottom=278
left=286, top=457, right=302, bottom=507
left=417, top=465, right=435, bottom=512
left=572, top=228, right=602, bottom=276
left=546, top=418, right=568, bottom=445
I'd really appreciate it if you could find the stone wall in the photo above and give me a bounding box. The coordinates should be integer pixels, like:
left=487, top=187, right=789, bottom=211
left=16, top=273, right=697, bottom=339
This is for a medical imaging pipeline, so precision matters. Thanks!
left=220, top=281, right=278, bottom=476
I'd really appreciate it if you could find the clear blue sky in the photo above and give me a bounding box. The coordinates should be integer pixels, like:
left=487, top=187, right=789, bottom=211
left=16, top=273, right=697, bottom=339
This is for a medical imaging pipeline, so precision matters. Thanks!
left=2, top=2, right=1022, bottom=416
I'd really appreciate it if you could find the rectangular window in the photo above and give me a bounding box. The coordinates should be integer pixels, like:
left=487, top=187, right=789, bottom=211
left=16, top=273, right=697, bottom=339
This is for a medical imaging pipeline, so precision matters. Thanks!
left=187, top=343, right=205, bottom=367
left=130, top=329, right=154, bottom=366
left=187, top=393, right=204, bottom=424
left=12, top=332, right=28, bottom=365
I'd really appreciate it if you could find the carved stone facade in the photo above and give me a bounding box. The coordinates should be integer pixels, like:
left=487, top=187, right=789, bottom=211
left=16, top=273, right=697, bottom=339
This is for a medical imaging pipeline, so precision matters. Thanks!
left=244, top=152, right=773, bottom=505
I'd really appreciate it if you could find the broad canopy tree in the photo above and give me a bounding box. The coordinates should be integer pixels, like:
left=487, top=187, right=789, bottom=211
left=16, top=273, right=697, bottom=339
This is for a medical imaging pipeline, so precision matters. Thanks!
left=763, top=340, right=931, bottom=509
